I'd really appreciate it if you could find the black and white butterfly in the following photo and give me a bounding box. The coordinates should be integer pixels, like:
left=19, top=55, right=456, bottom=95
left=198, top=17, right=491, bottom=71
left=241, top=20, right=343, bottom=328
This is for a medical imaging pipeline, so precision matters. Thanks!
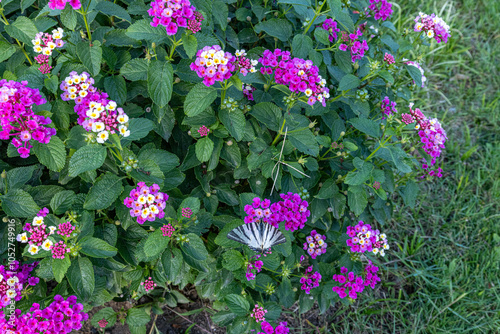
left=227, top=222, right=286, bottom=253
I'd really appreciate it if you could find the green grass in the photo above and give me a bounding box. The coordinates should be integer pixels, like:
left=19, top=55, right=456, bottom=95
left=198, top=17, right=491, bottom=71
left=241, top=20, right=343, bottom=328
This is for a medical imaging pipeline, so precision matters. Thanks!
left=326, top=0, right=500, bottom=332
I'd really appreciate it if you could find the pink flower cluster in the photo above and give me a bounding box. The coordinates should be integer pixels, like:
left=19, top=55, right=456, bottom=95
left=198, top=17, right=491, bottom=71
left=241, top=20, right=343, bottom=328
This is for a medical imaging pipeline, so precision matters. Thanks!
left=190, top=45, right=236, bottom=86
left=245, top=256, right=263, bottom=281
left=259, top=322, right=290, bottom=334
left=242, top=84, right=256, bottom=101
left=368, top=0, right=393, bottom=21
left=141, top=277, right=157, bottom=292
left=406, top=61, right=426, bottom=87
left=0, top=80, right=55, bottom=158
left=250, top=305, right=267, bottom=323
left=0, top=261, right=39, bottom=308
left=339, top=29, right=369, bottom=63
left=244, top=194, right=310, bottom=232
left=197, top=125, right=209, bottom=137
left=57, top=221, right=75, bottom=238
left=300, top=266, right=322, bottom=294
left=35, top=55, right=53, bottom=74
left=18, top=208, right=59, bottom=256
left=383, top=53, right=395, bottom=65
left=381, top=96, right=397, bottom=116
left=235, top=50, right=258, bottom=76
left=332, top=261, right=381, bottom=299
left=259, top=49, right=330, bottom=106
left=51, top=241, right=71, bottom=259
left=98, top=319, right=108, bottom=328
left=346, top=221, right=389, bottom=256
left=303, top=230, right=327, bottom=259
left=148, top=0, right=204, bottom=35
left=161, top=223, right=175, bottom=237
left=0, top=295, right=88, bottom=333
left=124, top=183, right=168, bottom=224
left=32, top=28, right=64, bottom=57
left=322, top=18, right=340, bottom=42
left=48, top=0, right=81, bottom=10
left=414, top=12, right=451, bottom=43
left=182, top=207, right=193, bottom=218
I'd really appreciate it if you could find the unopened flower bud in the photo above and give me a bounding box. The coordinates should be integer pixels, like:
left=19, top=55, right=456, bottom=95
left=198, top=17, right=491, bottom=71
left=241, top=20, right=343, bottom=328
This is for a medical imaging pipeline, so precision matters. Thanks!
left=256, top=180, right=261, bottom=185
left=226, top=140, right=233, bottom=146
left=227, top=17, right=232, bottom=22
left=0, top=171, right=6, bottom=178
left=175, top=77, right=181, bottom=83
left=145, top=107, right=152, bottom=113
left=115, top=220, right=121, bottom=225
left=188, top=130, right=192, bottom=136
left=340, top=131, right=345, bottom=137
left=234, top=180, right=240, bottom=184
left=246, top=16, right=252, bottom=22
left=206, top=192, right=211, bottom=197
left=410, top=147, right=415, bottom=152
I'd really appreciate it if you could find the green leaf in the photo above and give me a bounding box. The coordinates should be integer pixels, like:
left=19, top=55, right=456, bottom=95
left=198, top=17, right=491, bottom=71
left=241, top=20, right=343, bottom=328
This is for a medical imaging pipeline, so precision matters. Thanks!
left=144, top=229, right=169, bottom=258
left=68, top=145, right=107, bottom=177
left=91, top=308, right=117, bottom=329
left=31, top=136, right=66, bottom=172
left=0, top=41, right=16, bottom=63
left=148, top=60, right=173, bottom=108
left=96, top=1, right=132, bottom=22
left=161, top=248, right=183, bottom=280
left=219, top=108, right=246, bottom=141
left=315, top=178, right=339, bottom=199
left=44, top=75, right=59, bottom=95
left=127, top=308, right=151, bottom=327
left=378, top=70, right=394, bottom=84
left=405, top=64, right=423, bottom=87
left=348, top=185, right=367, bottom=216
left=254, top=19, right=293, bottom=42
left=79, top=236, right=118, bottom=258
left=348, top=118, right=381, bottom=138
left=126, top=19, right=169, bottom=44
left=338, top=74, right=360, bottom=91
left=344, top=158, right=374, bottom=186
left=50, top=190, right=76, bottom=215
left=52, top=256, right=71, bottom=283
left=225, top=294, right=250, bottom=316
left=0, top=189, right=40, bottom=218
left=104, top=76, right=127, bottom=105
left=4, top=16, right=38, bottom=45
left=222, top=250, right=244, bottom=271
left=122, top=118, right=154, bottom=143
left=182, top=33, right=198, bottom=59
left=179, top=197, right=201, bottom=216
left=179, top=233, right=208, bottom=261
left=83, top=173, right=124, bottom=210
left=195, top=137, right=214, bottom=162
left=292, top=35, right=313, bottom=59
left=250, top=102, right=282, bottom=132
left=184, top=83, right=218, bottom=117
left=77, top=41, right=102, bottom=76
left=335, top=50, right=352, bottom=74
left=288, top=129, right=319, bottom=156
left=60, top=7, right=77, bottom=30
left=6, top=165, right=36, bottom=190
left=213, top=1, right=229, bottom=31
left=67, top=257, right=95, bottom=301
left=121, top=58, right=149, bottom=81
left=401, top=179, right=419, bottom=208
left=277, top=277, right=295, bottom=308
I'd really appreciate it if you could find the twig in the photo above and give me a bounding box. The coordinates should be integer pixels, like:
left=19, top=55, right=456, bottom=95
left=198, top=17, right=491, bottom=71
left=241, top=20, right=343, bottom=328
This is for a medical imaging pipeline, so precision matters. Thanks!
left=163, top=305, right=213, bottom=334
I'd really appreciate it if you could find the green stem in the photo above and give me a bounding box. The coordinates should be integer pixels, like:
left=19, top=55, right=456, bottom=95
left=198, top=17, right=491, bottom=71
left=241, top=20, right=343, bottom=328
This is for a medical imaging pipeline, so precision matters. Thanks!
left=82, top=12, right=92, bottom=42
left=1, top=11, right=33, bottom=65
left=271, top=117, right=287, bottom=146
left=364, top=135, right=392, bottom=162
left=303, top=0, right=326, bottom=35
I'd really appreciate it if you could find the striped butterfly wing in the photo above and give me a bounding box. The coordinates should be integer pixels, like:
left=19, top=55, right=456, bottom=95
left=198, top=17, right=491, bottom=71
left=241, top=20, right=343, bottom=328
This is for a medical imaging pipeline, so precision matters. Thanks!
left=227, top=222, right=263, bottom=252
left=261, top=222, right=286, bottom=250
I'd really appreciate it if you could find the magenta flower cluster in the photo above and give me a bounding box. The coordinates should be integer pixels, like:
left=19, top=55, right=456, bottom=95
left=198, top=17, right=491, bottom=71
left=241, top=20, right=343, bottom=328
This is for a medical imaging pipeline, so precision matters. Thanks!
left=300, top=266, right=322, bottom=294
left=235, top=49, right=258, bottom=76
left=383, top=53, right=395, bottom=65
left=259, top=321, right=290, bottom=334
left=346, top=221, right=389, bottom=256
left=245, top=256, right=263, bottom=281
left=332, top=261, right=381, bottom=299
left=148, top=0, right=204, bottom=35
left=414, top=12, right=451, bottom=43
left=380, top=96, right=397, bottom=116
left=244, top=197, right=274, bottom=226
left=124, top=182, right=168, bottom=224
left=48, top=0, right=81, bottom=10
left=0, top=295, right=88, bottom=333
left=190, top=45, right=236, bottom=86
left=242, top=84, right=256, bottom=101
left=339, top=29, right=369, bottom=63
left=197, top=125, right=209, bottom=137
left=303, top=230, right=327, bottom=259
left=98, top=318, right=108, bottom=328
left=57, top=221, right=75, bottom=238
left=259, top=49, right=330, bottom=106
left=250, top=305, right=267, bottom=323
left=51, top=241, right=71, bottom=259
left=0, top=80, right=55, bottom=158
left=321, top=18, right=340, bottom=42
left=161, top=223, right=175, bottom=237
left=368, top=0, right=393, bottom=21
left=141, top=277, right=157, bottom=292
left=0, top=261, right=38, bottom=308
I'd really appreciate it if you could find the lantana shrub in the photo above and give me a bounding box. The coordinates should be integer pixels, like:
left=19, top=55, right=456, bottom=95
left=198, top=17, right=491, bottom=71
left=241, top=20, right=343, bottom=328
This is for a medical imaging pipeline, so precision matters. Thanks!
left=0, top=0, right=450, bottom=332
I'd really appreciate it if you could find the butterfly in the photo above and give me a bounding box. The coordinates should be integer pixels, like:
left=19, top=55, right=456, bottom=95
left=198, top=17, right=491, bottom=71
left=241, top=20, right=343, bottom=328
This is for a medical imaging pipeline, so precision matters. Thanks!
left=227, top=221, right=286, bottom=254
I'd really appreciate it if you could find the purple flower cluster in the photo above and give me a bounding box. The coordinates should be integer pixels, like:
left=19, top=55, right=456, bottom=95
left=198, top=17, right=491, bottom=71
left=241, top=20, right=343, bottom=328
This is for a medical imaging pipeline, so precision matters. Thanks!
left=148, top=0, right=204, bottom=35
left=0, top=80, right=55, bottom=158
left=51, top=241, right=71, bottom=259
left=332, top=261, right=381, bottom=299
left=161, top=223, right=175, bottom=237
left=190, top=45, right=236, bottom=86
left=339, top=29, right=369, bottom=63
left=18, top=208, right=57, bottom=256
left=0, top=261, right=38, bottom=308
left=250, top=305, right=267, bottom=323
left=141, top=277, right=157, bottom=292
left=197, top=126, right=209, bottom=137
left=242, top=84, right=256, bottom=101
left=244, top=197, right=275, bottom=226
left=259, top=321, right=290, bottom=334
left=383, top=53, right=395, bottom=65
left=346, top=221, right=389, bottom=256
left=321, top=18, right=340, bottom=42
left=300, top=266, right=322, bottom=294
left=48, top=0, right=81, bottom=10
left=124, top=182, right=168, bottom=224
left=414, top=12, right=451, bottom=43
left=0, top=295, right=88, bottom=333
left=245, top=256, right=263, bottom=281
left=368, top=0, right=393, bottom=21
left=60, top=71, right=95, bottom=102
left=235, top=49, right=258, bottom=76
left=259, top=49, right=330, bottom=106
left=380, top=96, right=397, bottom=116
left=32, top=28, right=64, bottom=57
left=303, top=230, right=327, bottom=259
left=57, top=221, right=75, bottom=238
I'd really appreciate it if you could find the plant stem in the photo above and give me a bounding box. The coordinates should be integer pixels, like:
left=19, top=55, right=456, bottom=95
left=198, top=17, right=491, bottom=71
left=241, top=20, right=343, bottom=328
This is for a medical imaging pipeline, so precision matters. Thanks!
left=271, top=118, right=287, bottom=146
left=82, top=12, right=92, bottom=42
left=0, top=11, right=33, bottom=65
left=303, top=0, right=326, bottom=35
